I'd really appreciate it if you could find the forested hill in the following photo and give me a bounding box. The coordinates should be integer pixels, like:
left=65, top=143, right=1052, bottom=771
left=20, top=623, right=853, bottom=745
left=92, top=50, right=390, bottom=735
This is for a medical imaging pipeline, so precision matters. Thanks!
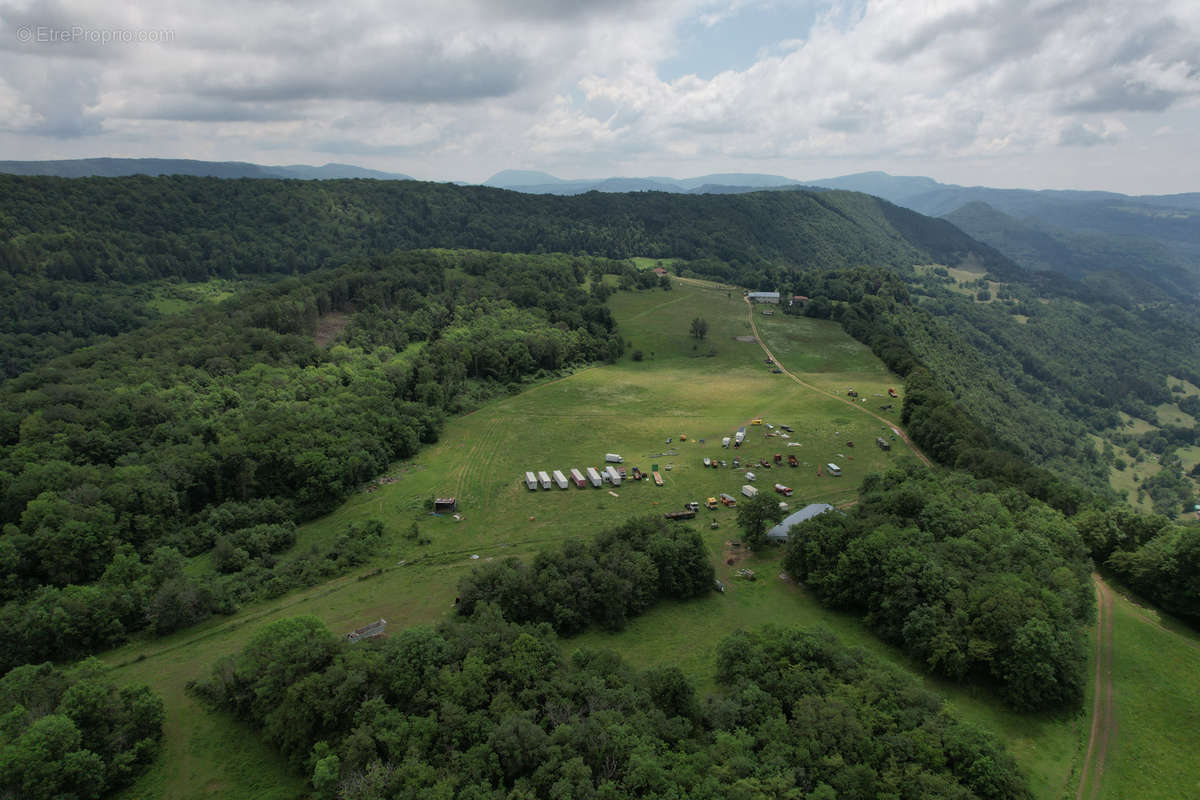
left=0, top=174, right=1017, bottom=282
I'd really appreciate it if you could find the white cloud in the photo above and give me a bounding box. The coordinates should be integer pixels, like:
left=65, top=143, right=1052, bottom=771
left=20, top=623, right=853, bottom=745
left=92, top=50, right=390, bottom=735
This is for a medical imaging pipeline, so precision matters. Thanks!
left=0, top=0, right=1197, bottom=191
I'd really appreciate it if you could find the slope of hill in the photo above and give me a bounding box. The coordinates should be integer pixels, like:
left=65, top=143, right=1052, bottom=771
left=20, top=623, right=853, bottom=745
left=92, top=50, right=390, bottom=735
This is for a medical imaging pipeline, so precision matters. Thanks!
left=0, top=158, right=412, bottom=180
left=944, top=201, right=1199, bottom=298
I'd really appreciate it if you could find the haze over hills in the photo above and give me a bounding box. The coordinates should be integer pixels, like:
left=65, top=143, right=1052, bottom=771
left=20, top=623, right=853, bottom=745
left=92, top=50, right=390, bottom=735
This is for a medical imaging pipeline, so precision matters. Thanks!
left=0, top=157, right=413, bottom=181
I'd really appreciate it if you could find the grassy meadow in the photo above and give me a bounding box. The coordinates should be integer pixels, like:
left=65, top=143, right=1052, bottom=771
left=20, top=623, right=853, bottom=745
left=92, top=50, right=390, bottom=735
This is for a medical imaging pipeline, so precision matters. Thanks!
left=102, top=276, right=1200, bottom=800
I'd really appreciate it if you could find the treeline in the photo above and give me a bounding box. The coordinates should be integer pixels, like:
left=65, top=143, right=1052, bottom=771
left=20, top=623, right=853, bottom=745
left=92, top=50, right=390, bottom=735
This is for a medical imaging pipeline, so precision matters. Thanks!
left=782, top=466, right=1092, bottom=710
left=1075, top=505, right=1200, bottom=624
left=456, top=515, right=714, bottom=634
left=190, top=610, right=1030, bottom=799
left=0, top=250, right=627, bottom=671
left=0, top=659, right=163, bottom=799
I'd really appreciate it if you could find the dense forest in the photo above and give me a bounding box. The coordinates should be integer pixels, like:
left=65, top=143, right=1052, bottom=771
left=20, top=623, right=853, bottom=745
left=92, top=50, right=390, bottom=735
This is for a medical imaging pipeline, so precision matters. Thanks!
left=191, top=609, right=1030, bottom=799
left=781, top=466, right=1092, bottom=710
left=0, top=659, right=163, bottom=798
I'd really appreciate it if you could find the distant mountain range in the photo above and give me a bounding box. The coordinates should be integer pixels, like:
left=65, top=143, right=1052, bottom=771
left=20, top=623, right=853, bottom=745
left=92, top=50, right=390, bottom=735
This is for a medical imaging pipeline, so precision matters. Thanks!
left=482, top=169, right=802, bottom=195
left=0, top=158, right=413, bottom=181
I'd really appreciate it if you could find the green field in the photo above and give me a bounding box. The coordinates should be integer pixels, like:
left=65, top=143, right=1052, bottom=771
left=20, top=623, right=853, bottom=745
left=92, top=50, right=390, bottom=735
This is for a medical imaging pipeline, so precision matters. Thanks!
left=103, top=277, right=1200, bottom=799
left=145, top=278, right=252, bottom=316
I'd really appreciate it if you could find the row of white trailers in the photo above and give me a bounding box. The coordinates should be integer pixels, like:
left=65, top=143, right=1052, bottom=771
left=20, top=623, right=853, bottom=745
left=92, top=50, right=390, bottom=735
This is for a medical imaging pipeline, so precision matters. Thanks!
left=524, top=466, right=620, bottom=491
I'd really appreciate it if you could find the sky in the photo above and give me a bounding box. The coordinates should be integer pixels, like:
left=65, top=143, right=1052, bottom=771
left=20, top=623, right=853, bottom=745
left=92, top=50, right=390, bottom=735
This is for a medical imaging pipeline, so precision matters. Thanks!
left=1, top=0, right=1199, bottom=194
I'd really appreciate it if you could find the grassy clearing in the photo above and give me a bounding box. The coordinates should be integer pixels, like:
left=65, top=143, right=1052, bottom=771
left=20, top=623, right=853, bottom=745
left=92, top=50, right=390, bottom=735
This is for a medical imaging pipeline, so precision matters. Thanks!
left=629, top=256, right=685, bottom=271
left=1097, top=583, right=1200, bottom=799
left=1153, top=401, right=1198, bottom=428
left=1117, top=412, right=1158, bottom=436
left=1168, top=376, right=1200, bottom=399
left=145, top=278, right=249, bottom=316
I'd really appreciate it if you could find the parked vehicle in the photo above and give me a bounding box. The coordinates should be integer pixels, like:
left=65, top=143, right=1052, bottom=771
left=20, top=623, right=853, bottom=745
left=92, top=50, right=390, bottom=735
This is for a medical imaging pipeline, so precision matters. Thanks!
left=741, top=484, right=759, bottom=498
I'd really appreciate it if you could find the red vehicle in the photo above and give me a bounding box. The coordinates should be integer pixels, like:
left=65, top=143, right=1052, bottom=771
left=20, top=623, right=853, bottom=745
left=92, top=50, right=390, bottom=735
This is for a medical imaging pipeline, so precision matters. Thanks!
left=631, top=467, right=643, bottom=481
left=759, top=457, right=771, bottom=469
left=888, top=387, right=898, bottom=398
left=773, top=453, right=782, bottom=464
left=774, top=483, right=793, bottom=496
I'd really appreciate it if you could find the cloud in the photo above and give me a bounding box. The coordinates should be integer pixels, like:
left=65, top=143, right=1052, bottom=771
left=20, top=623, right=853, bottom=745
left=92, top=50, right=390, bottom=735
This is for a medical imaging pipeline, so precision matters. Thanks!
left=0, top=0, right=1198, bottom=191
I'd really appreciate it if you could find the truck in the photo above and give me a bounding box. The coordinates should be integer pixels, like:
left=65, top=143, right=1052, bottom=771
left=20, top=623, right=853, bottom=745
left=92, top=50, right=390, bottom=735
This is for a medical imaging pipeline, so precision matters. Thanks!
left=744, top=471, right=756, bottom=482
left=876, top=437, right=891, bottom=450
left=524, top=471, right=538, bottom=490
left=605, top=453, right=623, bottom=463
left=741, top=484, right=759, bottom=498
left=586, top=467, right=603, bottom=488
left=570, top=468, right=587, bottom=488
left=774, top=483, right=793, bottom=496
left=720, top=493, right=737, bottom=507
left=751, top=418, right=763, bottom=425
left=684, top=501, right=700, bottom=512
left=552, top=470, right=569, bottom=489
left=705, top=497, right=719, bottom=510
left=605, top=465, right=622, bottom=486
left=734, top=427, right=746, bottom=446
left=826, top=463, right=842, bottom=476
left=721, top=436, right=731, bottom=448
left=538, top=471, right=552, bottom=490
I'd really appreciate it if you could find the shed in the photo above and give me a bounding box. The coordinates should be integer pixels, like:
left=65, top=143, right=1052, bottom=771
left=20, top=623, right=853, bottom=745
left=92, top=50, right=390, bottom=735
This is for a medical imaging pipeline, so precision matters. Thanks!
left=766, top=504, right=836, bottom=542
left=434, top=497, right=457, bottom=512
left=552, top=470, right=569, bottom=489
left=747, top=291, right=781, bottom=304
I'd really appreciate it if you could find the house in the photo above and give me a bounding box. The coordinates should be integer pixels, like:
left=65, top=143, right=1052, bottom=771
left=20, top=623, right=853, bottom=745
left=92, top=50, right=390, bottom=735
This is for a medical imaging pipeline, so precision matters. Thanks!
left=434, top=497, right=457, bottom=512
left=747, top=291, right=781, bottom=304
left=653, top=267, right=668, bottom=276
left=766, top=503, right=836, bottom=542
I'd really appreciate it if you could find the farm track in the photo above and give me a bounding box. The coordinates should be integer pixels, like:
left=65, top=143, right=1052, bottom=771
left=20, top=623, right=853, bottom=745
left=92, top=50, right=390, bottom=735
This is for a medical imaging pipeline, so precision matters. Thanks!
left=1078, top=575, right=1116, bottom=800
left=735, top=293, right=932, bottom=467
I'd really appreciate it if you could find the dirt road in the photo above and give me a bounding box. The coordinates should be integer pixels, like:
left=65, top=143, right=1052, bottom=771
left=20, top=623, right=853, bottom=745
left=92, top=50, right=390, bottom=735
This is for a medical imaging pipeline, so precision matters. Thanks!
left=741, top=295, right=933, bottom=467
left=1078, top=574, right=1116, bottom=800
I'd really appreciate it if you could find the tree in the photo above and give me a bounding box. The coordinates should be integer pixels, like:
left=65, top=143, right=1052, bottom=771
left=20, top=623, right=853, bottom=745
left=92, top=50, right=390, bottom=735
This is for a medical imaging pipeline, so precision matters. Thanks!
left=689, top=317, right=708, bottom=340
left=736, top=493, right=785, bottom=549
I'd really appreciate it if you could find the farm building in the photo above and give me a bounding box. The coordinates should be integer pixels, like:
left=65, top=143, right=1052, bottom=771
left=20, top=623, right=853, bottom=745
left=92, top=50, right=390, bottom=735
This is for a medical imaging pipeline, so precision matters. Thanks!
left=434, top=497, right=457, bottom=512
left=766, top=503, right=836, bottom=542
left=586, top=466, right=603, bottom=488
left=570, top=468, right=587, bottom=488
left=346, top=618, right=387, bottom=642
left=605, top=465, right=622, bottom=486
left=653, top=266, right=668, bottom=276
left=538, top=471, right=552, bottom=489
left=524, top=471, right=538, bottom=490
left=747, top=291, right=780, bottom=303
left=552, top=470, right=569, bottom=489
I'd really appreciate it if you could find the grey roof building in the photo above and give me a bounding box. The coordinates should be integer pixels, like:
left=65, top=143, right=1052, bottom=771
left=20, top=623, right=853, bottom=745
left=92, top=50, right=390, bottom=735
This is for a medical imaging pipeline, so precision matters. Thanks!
left=766, top=503, right=836, bottom=541
left=747, top=291, right=781, bottom=303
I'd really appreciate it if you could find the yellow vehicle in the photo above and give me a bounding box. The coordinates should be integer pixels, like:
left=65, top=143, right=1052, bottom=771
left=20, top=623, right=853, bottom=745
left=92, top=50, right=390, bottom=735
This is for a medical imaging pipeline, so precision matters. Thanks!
left=705, top=497, right=718, bottom=510
left=751, top=418, right=763, bottom=425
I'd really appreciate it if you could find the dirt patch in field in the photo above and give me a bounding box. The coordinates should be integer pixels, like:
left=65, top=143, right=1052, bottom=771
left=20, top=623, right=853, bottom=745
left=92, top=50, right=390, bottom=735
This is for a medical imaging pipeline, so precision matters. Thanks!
left=722, top=539, right=752, bottom=567
left=314, top=311, right=352, bottom=348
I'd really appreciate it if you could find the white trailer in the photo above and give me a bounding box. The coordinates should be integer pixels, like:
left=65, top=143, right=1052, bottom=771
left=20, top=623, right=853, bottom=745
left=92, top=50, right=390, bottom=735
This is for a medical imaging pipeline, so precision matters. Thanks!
left=744, top=471, right=756, bottom=482
left=552, top=470, right=569, bottom=489
left=605, top=453, right=623, bottom=463
left=741, top=484, right=759, bottom=498
left=605, top=465, right=622, bottom=486
left=586, top=467, right=603, bottom=488
left=734, top=427, right=746, bottom=445
left=721, top=436, right=731, bottom=448
left=570, top=468, right=587, bottom=488
left=538, top=471, right=552, bottom=489
left=524, top=471, right=538, bottom=490
left=826, top=463, right=842, bottom=476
